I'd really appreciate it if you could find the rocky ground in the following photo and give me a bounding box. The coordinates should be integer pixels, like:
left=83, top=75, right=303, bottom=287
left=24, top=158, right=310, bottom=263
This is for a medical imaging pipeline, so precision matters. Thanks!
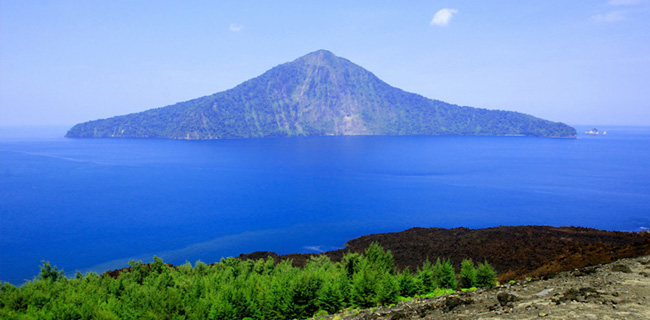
left=311, top=255, right=650, bottom=320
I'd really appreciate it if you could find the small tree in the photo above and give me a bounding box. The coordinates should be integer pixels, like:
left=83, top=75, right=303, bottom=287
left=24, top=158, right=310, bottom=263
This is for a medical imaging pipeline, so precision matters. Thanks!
left=397, top=267, right=417, bottom=297
left=459, top=259, right=477, bottom=288
left=334, top=269, right=351, bottom=306
left=291, top=271, right=323, bottom=318
left=150, top=256, right=167, bottom=275
left=351, top=266, right=379, bottom=308
left=341, top=252, right=362, bottom=279
left=376, top=273, right=399, bottom=305
left=364, top=242, right=395, bottom=275
left=435, top=259, right=457, bottom=289
left=476, top=261, right=497, bottom=287
left=38, top=260, right=65, bottom=282
left=416, top=259, right=436, bottom=294
left=128, top=259, right=149, bottom=284
left=317, top=279, right=344, bottom=314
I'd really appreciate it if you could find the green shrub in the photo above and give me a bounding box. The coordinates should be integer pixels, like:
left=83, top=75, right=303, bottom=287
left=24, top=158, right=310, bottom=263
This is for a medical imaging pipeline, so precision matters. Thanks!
left=396, top=267, right=417, bottom=297
left=416, top=259, right=436, bottom=294
left=341, top=252, right=362, bottom=279
left=38, top=260, right=65, bottom=282
left=376, top=272, right=399, bottom=305
left=459, top=259, right=477, bottom=289
left=476, top=261, right=497, bottom=287
left=435, top=259, right=457, bottom=289
left=317, top=280, right=344, bottom=314
left=291, top=271, right=323, bottom=318
left=364, top=242, right=395, bottom=275
left=351, top=266, right=379, bottom=308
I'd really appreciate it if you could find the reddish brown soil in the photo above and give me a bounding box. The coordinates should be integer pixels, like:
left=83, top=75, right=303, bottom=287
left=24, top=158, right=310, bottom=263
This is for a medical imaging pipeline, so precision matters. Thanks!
left=238, top=226, right=650, bottom=281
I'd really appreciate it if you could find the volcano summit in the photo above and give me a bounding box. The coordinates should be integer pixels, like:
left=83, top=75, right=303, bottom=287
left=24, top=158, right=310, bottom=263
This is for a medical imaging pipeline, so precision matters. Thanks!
left=66, top=50, right=576, bottom=139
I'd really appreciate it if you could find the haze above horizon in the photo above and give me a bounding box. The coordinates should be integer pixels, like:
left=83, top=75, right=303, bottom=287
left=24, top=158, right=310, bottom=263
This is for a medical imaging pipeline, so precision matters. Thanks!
left=1, top=1, right=649, bottom=127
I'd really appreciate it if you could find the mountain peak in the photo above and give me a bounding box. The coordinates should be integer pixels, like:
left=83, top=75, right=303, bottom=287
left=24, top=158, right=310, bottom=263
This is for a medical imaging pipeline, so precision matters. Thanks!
left=290, top=49, right=351, bottom=70
left=66, top=51, right=577, bottom=139
left=300, top=49, right=337, bottom=60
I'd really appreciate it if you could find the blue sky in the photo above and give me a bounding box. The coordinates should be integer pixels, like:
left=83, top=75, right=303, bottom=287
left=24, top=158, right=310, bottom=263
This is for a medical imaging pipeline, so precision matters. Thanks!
left=1, top=1, right=649, bottom=127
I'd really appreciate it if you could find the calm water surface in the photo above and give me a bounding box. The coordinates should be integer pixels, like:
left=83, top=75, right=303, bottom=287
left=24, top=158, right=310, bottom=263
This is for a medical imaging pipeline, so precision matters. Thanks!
left=1, top=126, right=649, bottom=284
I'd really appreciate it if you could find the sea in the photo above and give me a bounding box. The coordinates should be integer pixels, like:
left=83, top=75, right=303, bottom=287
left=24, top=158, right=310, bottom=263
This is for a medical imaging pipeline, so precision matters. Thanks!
left=1, top=126, right=649, bottom=285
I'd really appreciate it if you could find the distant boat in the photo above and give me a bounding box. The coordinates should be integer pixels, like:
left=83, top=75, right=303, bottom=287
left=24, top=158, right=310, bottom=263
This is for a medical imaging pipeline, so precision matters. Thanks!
left=585, top=128, right=599, bottom=135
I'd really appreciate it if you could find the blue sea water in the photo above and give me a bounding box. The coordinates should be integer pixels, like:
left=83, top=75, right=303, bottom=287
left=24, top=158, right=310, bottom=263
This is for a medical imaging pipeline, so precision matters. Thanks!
left=1, top=126, right=649, bottom=285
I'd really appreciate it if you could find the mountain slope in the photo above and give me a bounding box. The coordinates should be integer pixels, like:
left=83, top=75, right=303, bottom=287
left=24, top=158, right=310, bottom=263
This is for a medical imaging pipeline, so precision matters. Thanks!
left=66, top=50, right=576, bottom=139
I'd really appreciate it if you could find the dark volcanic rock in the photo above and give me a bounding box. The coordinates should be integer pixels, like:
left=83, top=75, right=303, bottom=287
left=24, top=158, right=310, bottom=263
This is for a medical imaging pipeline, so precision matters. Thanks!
left=611, top=264, right=633, bottom=273
left=497, top=291, right=521, bottom=307
left=443, top=295, right=473, bottom=312
left=238, top=225, right=650, bottom=281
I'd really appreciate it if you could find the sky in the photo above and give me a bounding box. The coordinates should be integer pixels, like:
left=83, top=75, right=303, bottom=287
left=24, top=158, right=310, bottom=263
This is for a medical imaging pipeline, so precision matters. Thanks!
left=1, top=0, right=649, bottom=127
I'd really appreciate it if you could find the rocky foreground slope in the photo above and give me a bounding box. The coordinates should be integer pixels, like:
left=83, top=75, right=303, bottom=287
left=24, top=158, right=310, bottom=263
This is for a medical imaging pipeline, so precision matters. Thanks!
left=311, top=254, right=650, bottom=320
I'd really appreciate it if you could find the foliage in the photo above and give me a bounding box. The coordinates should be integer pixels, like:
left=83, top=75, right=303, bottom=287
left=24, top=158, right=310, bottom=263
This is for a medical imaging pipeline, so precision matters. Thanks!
left=434, top=258, right=458, bottom=289
left=66, top=50, right=577, bottom=140
left=476, top=261, right=497, bottom=288
left=459, top=259, right=477, bottom=289
left=0, top=244, right=498, bottom=319
left=416, top=259, right=436, bottom=294
left=38, top=261, right=65, bottom=282
left=396, top=267, right=417, bottom=297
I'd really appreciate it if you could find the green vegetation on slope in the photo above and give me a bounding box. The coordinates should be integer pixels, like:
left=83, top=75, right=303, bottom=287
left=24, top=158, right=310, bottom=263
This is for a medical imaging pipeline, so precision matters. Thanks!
left=66, top=50, right=576, bottom=139
left=0, top=244, right=496, bottom=320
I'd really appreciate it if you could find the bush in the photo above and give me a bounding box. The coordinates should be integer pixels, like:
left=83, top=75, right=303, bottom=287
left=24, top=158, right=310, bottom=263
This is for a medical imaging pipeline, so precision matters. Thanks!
left=396, top=267, right=417, bottom=297
left=376, top=273, right=399, bottom=305
left=476, top=261, right=497, bottom=288
left=351, top=266, right=379, bottom=308
left=364, top=242, right=395, bottom=275
left=459, top=259, right=477, bottom=289
left=416, top=259, right=436, bottom=294
left=317, top=279, right=344, bottom=314
left=38, top=260, right=65, bottom=282
left=291, top=272, right=323, bottom=318
left=341, top=252, right=362, bottom=279
left=435, top=259, right=457, bottom=289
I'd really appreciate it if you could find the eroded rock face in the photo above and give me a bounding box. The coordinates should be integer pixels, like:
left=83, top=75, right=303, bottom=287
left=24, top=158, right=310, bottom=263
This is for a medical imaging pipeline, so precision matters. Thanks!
left=312, top=255, right=650, bottom=320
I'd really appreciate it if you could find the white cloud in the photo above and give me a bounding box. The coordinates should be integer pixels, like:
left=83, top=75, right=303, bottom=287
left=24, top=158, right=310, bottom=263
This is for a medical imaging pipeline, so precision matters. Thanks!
left=430, top=8, right=458, bottom=27
left=608, top=0, right=643, bottom=6
left=593, top=0, right=646, bottom=23
left=592, top=10, right=626, bottom=22
left=229, top=23, right=244, bottom=32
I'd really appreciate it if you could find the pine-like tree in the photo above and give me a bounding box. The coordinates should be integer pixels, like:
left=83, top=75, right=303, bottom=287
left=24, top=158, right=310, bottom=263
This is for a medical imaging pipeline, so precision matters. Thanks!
left=436, top=259, right=458, bottom=289
left=377, top=273, right=399, bottom=305
left=476, top=261, right=497, bottom=287
left=364, top=242, right=396, bottom=275
left=397, top=267, right=417, bottom=297
left=459, top=259, right=477, bottom=288
left=351, top=266, right=379, bottom=308
left=38, top=261, right=65, bottom=282
left=416, top=259, right=436, bottom=294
